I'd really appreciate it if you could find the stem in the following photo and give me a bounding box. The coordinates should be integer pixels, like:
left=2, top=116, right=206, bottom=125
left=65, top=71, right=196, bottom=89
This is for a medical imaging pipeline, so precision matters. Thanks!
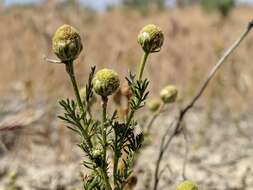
left=65, top=61, right=85, bottom=117
left=153, top=20, right=253, bottom=190
left=101, top=96, right=111, bottom=190
left=65, top=61, right=92, bottom=148
left=137, top=52, right=149, bottom=80
left=115, top=52, right=150, bottom=169
left=99, top=168, right=112, bottom=190
left=182, top=23, right=253, bottom=115
left=113, top=138, right=119, bottom=187
left=145, top=103, right=165, bottom=133
left=102, top=96, right=108, bottom=163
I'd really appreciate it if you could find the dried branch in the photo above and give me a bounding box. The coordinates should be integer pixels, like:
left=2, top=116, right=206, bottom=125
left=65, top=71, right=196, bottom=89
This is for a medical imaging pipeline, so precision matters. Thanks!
left=153, top=20, right=253, bottom=190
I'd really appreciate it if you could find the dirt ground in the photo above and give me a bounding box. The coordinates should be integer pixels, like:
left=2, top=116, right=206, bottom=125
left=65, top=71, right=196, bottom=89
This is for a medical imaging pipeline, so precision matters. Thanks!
left=0, top=90, right=253, bottom=190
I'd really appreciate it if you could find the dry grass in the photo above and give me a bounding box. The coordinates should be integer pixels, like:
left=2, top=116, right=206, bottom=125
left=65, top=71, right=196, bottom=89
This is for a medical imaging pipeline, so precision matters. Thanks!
left=0, top=4, right=253, bottom=115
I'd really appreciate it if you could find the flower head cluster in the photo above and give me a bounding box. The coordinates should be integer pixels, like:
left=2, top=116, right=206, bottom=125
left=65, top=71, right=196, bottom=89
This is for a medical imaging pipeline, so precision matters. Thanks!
left=52, top=24, right=83, bottom=62
left=176, top=180, right=199, bottom=190
left=147, top=98, right=161, bottom=112
left=138, top=24, right=164, bottom=53
left=160, top=85, right=178, bottom=104
left=93, top=69, right=120, bottom=97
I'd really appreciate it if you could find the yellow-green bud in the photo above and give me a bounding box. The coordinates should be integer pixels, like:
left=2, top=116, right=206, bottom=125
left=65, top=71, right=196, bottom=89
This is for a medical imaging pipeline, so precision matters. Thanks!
left=176, top=180, right=199, bottom=190
left=52, top=24, right=83, bottom=62
left=137, top=24, right=164, bottom=53
left=160, top=85, right=178, bottom=104
left=92, top=145, right=103, bottom=159
left=147, top=99, right=161, bottom=112
left=79, top=87, right=97, bottom=105
left=93, top=69, right=120, bottom=97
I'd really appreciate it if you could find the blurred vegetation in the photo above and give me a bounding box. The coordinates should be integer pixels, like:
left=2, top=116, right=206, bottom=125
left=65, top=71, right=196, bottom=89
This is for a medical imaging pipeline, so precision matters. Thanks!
left=201, top=0, right=235, bottom=17
left=122, top=0, right=166, bottom=14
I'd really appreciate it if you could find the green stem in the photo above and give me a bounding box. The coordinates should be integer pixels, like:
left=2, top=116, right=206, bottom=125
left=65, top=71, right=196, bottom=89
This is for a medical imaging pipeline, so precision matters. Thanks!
left=65, top=61, right=85, bottom=117
left=114, top=51, right=149, bottom=188
left=113, top=135, right=119, bottom=187
left=65, top=61, right=92, bottom=148
left=98, top=168, right=112, bottom=190
left=101, top=96, right=112, bottom=190
left=137, top=52, right=149, bottom=80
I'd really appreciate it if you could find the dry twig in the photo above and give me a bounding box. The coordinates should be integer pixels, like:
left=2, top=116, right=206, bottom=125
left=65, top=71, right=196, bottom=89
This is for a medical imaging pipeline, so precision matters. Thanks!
left=153, top=20, right=253, bottom=190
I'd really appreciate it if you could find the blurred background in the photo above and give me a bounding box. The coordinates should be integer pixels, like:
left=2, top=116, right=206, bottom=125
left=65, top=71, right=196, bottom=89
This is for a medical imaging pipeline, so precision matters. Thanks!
left=0, top=0, right=253, bottom=189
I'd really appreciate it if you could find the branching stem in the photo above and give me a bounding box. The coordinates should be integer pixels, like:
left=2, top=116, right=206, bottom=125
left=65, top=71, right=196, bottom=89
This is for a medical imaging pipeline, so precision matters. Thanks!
left=101, top=96, right=112, bottom=190
left=153, top=20, right=253, bottom=190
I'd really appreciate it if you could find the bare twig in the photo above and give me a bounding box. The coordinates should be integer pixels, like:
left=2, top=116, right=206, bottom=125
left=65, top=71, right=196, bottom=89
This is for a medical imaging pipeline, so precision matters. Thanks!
left=153, top=20, right=253, bottom=190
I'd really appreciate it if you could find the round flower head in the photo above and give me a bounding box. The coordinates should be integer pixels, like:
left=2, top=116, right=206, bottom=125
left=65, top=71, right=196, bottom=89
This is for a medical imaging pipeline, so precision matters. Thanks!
left=160, top=85, right=178, bottom=104
left=93, top=69, right=120, bottom=97
left=137, top=24, right=164, bottom=53
left=147, top=99, right=161, bottom=112
left=176, top=180, right=199, bottom=190
left=52, top=24, right=83, bottom=62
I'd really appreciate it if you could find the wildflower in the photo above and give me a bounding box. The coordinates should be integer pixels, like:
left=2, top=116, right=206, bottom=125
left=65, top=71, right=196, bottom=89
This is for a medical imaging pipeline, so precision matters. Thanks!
left=137, top=24, right=164, bottom=53
left=176, top=180, right=199, bottom=190
left=52, top=24, right=83, bottom=62
left=93, top=69, right=120, bottom=97
left=160, top=85, right=178, bottom=104
left=146, top=99, right=161, bottom=112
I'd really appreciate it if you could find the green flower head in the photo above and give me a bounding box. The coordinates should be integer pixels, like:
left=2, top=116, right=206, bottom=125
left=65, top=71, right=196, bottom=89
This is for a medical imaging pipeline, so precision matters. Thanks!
left=147, top=98, right=161, bottom=112
left=52, top=24, right=83, bottom=62
left=160, top=85, right=178, bottom=104
left=137, top=24, right=164, bottom=53
left=93, top=69, right=120, bottom=97
left=176, top=180, right=199, bottom=190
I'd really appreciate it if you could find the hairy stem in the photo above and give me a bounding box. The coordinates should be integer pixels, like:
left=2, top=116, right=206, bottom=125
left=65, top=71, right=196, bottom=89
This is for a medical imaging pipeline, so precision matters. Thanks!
left=65, top=61, right=92, bottom=148
left=137, top=52, right=149, bottom=80
left=65, top=61, right=85, bottom=117
left=101, top=96, right=111, bottom=190
left=113, top=137, right=119, bottom=188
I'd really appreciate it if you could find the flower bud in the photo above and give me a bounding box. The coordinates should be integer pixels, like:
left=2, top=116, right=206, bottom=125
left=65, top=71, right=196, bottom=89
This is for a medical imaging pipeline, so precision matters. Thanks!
left=137, top=24, right=164, bottom=53
left=52, top=24, right=83, bottom=62
left=92, top=145, right=103, bottom=159
left=160, top=85, right=178, bottom=104
left=91, top=145, right=103, bottom=167
left=146, top=99, right=161, bottom=112
left=176, top=180, right=199, bottom=190
left=93, top=69, right=120, bottom=97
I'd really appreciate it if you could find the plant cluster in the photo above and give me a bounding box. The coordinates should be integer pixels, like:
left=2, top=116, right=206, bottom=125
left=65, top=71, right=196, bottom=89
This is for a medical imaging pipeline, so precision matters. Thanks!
left=201, top=0, right=235, bottom=17
left=122, top=0, right=166, bottom=14
left=48, top=19, right=253, bottom=190
left=49, top=24, right=165, bottom=190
